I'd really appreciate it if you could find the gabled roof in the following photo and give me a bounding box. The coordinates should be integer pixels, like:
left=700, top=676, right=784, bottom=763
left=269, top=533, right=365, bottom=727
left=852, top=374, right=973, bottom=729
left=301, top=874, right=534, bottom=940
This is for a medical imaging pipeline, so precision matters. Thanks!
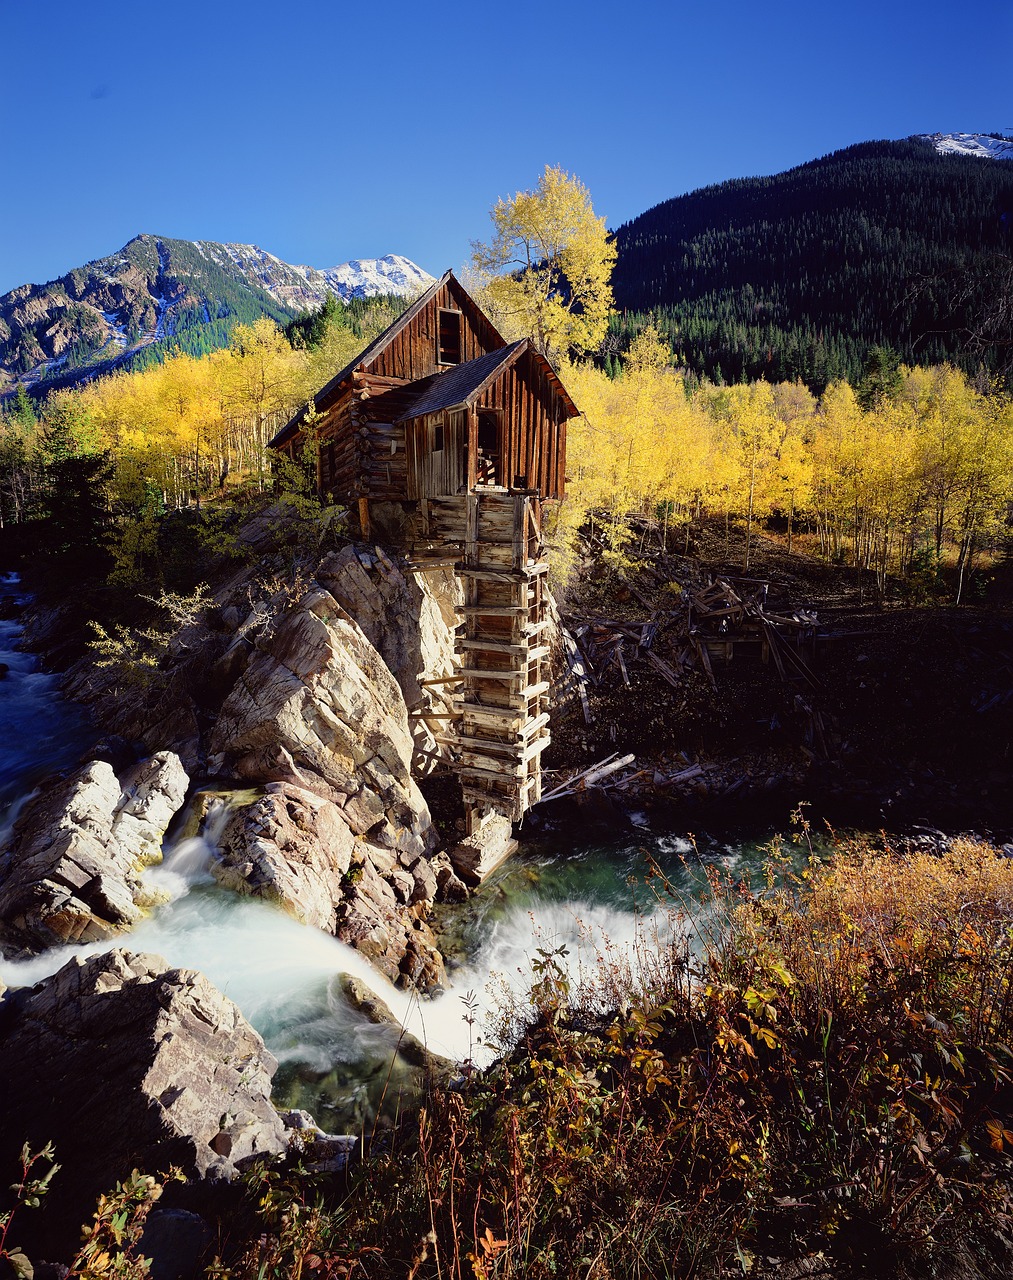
left=394, top=342, right=527, bottom=421
left=269, top=269, right=506, bottom=449
left=394, top=338, right=579, bottom=422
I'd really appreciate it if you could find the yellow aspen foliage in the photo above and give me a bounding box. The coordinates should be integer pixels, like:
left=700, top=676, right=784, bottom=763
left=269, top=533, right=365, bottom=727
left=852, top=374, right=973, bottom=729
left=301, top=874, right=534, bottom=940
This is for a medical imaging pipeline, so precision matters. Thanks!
left=471, top=165, right=617, bottom=360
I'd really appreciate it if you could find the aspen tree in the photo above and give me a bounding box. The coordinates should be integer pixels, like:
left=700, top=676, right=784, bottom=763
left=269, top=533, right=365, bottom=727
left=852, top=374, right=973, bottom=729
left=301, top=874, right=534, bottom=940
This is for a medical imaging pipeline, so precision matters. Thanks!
left=471, top=165, right=617, bottom=361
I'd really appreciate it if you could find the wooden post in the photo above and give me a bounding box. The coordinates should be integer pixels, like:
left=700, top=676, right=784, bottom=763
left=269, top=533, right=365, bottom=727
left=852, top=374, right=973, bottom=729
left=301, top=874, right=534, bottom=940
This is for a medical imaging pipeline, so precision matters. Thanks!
left=358, top=497, right=371, bottom=541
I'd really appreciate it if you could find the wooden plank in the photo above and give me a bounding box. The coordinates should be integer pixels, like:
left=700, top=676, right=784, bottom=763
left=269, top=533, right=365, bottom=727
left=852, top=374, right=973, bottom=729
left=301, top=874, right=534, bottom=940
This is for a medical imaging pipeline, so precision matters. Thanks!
left=456, top=564, right=549, bottom=582
left=519, top=711, right=551, bottom=740
left=457, top=667, right=522, bottom=682
left=456, top=605, right=530, bottom=617
left=457, top=702, right=525, bottom=726
left=457, top=638, right=543, bottom=657
left=456, top=753, right=526, bottom=777
left=465, top=493, right=478, bottom=568
left=438, top=734, right=523, bottom=756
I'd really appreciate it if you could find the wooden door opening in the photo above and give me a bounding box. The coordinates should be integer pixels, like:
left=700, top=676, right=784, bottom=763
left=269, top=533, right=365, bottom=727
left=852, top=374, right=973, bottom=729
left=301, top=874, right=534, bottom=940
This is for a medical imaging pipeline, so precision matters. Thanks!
left=476, top=409, right=502, bottom=487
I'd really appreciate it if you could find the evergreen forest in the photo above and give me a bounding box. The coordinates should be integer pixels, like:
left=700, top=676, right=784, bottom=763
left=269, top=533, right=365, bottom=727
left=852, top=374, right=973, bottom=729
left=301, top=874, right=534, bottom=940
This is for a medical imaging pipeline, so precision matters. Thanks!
left=610, top=138, right=1013, bottom=388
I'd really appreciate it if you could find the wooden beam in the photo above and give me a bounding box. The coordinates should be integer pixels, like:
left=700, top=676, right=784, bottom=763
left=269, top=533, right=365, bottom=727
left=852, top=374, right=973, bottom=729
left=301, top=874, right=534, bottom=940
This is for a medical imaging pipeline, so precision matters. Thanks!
left=456, top=605, right=530, bottom=617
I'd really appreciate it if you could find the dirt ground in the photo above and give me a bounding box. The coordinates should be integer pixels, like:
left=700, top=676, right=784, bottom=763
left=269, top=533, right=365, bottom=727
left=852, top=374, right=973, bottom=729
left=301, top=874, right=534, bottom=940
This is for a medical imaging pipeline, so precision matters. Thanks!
left=544, top=519, right=1013, bottom=839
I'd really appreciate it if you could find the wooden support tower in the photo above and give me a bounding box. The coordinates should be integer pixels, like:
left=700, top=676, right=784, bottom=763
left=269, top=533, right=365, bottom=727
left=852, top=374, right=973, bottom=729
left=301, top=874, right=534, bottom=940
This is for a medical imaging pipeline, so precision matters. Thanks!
left=423, top=488, right=551, bottom=827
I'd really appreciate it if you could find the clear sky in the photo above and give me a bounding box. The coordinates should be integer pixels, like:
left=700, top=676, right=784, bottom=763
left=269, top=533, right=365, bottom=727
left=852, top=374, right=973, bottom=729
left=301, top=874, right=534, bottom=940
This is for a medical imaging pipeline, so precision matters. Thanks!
left=2, top=0, right=1011, bottom=295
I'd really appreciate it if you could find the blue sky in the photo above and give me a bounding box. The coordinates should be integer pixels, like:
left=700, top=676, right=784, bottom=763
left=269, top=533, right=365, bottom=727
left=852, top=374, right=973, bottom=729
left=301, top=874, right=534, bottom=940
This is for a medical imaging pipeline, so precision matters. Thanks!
left=1, top=0, right=1011, bottom=294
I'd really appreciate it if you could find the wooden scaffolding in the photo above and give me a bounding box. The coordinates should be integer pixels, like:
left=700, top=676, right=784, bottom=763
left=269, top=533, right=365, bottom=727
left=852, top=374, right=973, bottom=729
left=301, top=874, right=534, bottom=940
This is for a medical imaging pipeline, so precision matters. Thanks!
left=421, top=488, right=552, bottom=826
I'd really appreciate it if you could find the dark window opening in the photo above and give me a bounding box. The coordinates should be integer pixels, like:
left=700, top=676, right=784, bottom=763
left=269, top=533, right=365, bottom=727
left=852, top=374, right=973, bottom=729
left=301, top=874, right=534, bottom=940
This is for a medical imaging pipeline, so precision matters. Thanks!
left=476, top=409, right=500, bottom=485
left=433, top=422, right=445, bottom=452
left=438, top=309, right=463, bottom=365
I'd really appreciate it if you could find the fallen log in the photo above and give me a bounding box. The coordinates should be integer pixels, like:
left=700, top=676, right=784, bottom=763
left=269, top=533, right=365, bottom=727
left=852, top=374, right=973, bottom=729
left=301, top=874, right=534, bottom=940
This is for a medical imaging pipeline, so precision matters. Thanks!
left=537, top=752, right=636, bottom=804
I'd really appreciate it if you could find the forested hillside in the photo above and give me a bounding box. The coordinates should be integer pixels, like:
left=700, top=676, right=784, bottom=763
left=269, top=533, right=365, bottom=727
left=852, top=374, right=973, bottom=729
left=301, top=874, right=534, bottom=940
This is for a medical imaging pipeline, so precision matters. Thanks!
left=610, top=138, right=1013, bottom=387
left=0, top=236, right=431, bottom=399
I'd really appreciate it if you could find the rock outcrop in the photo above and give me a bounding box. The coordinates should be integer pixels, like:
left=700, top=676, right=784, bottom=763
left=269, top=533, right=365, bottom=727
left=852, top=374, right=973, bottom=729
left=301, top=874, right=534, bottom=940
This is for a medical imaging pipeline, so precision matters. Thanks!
left=26, top=526, right=469, bottom=990
left=213, top=780, right=446, bottom=988
left=213, top=781, right=355, bottom=931
left=0, top=752, right=188, bottom=954
left=0, top=949, right=287, bottom=1259
left=208, top=587, right=435, bottom=860
left=315, top=545, right=460, bottom=710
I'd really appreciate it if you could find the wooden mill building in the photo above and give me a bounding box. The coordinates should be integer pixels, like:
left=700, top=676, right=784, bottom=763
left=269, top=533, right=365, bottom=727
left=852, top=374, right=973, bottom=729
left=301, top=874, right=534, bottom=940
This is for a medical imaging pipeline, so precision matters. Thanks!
left=270, top=272, right=579, bottom=828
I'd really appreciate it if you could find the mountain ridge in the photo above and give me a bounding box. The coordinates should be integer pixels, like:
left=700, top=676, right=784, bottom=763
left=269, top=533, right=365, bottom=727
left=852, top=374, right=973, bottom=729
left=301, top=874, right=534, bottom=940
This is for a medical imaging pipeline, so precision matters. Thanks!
left=0, top=236, right=434, bottom=397
left=609, top=135, right=1013, bottom=387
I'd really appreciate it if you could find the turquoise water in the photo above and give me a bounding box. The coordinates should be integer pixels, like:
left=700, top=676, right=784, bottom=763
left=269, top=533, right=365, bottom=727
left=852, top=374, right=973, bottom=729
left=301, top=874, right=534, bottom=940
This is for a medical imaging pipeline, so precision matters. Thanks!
left=0, top=582, right=805, bottom=1128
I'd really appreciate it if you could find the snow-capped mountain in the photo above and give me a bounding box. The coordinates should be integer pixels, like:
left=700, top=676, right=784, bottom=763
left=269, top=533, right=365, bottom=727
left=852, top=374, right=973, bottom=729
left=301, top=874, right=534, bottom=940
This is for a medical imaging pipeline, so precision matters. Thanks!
left=919, top=132, right=1013, bottom=160
left=194, top=243, right=435, bottom=310
left=0, top=236, right=435, bottom=396
left=322, top=255, right=435, bottom=302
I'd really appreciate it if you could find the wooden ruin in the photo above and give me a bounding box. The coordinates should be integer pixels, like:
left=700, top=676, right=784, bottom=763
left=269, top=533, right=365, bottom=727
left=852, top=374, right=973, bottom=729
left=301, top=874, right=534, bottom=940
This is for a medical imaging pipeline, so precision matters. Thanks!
left=270, top=272, right=578, bottom=829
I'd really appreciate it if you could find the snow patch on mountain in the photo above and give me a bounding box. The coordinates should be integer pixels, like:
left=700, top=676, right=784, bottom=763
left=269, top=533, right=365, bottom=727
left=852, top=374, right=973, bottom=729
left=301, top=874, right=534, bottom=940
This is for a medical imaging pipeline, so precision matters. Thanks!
left=920, top=132, right=1013, bottom=161
left=193, top=242, right=434, bottom=310
left=321, top=254, right=435, bottom=302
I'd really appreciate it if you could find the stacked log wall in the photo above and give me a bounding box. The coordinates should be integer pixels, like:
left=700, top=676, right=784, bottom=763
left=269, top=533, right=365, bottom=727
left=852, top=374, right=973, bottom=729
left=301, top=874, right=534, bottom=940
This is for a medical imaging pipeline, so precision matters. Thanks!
left=423, top=490, right=552, bottom=823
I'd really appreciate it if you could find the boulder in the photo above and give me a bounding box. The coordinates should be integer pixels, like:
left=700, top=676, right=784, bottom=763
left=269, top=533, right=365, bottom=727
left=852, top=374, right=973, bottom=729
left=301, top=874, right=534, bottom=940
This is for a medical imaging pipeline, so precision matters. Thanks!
left=450, top=812, right=518, bottom=886
left=340, top=975, right=453, bottom=1074
left=213, top=782, right=356, bottom=931
left=210, top=782, right=444, bottom=989
left=315, top=547, right=460, bottom=709
left=207, top=588, right=436, bottom=860
left=0, top=950, right=287, bottom=1260
left=0, top=754, right=189, bottom=954
left=111, top=751, right=189, bottom=863
left=338, top=849, right=446, bottom=989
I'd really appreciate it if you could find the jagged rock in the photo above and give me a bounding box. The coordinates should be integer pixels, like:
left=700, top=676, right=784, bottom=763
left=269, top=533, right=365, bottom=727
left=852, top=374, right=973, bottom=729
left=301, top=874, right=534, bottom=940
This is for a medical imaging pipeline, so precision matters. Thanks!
left=213, top=782, right=356, bottom=930
left=111, top=751, right=189, bottom=863
left=338, top=857, right=446, bottom=989
left=315, top=548, right=462, bottom=771
left=0, top=754, right=189, bottom=954
left=208, top=587, right=436, bottom=860
left=340, top=974, right=453, bottom=1074
left=316, top=547, right=460, bottom=709
left=210, top=781, right=444, bottom=988
left=450, top=812, right=518, bottom=886
left=432, top=851, right=470, bottom=903
left=0, top=950, right=287, bottom=1260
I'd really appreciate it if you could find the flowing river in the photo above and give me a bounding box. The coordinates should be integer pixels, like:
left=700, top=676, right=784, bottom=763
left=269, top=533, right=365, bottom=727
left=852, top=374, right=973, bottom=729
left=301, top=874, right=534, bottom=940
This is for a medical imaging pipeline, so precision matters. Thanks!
left=0, top=572, right=782, bottom=1131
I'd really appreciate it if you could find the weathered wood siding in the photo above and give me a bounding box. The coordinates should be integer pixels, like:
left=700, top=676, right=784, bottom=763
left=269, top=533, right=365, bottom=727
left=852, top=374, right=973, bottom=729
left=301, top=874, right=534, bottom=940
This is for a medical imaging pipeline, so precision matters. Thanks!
left=366, top=279, right=502, bottom=383
left=406, top=410, right=468, bottom=499
left=473, top=352, right=567, bottom=499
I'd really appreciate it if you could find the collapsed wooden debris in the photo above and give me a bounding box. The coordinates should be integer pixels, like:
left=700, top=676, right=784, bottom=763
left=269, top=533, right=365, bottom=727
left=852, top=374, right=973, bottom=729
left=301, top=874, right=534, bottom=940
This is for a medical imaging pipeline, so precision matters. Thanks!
left=537, top=752, right=638, bottom=804
left=556, top=570, right=833, bottom=756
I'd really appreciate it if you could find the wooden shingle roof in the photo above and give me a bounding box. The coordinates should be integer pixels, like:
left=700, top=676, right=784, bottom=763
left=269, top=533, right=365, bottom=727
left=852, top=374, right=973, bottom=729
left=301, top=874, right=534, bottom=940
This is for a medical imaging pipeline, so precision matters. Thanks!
left=395, top=339, right=579, bottom=422
left=394, top=342, right=526, bottom=421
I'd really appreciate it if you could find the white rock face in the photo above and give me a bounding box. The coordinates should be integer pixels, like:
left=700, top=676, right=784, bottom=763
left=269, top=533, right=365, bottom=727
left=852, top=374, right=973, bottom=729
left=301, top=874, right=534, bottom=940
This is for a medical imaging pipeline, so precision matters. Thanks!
left=0, top=753, right=189, bottom=953
left=920, top=132, right=1013, bottom=160
left=111, top=750, right=189, bottom=862
left=207, top=587, right=436, bottom=859
left=213, top=781, right=356, bottom=930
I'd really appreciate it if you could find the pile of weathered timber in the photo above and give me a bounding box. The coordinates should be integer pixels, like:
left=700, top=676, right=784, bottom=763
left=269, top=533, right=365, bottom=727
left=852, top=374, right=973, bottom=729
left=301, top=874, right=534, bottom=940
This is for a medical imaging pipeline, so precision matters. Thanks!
left=558, top=571, right=825, bottom=724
